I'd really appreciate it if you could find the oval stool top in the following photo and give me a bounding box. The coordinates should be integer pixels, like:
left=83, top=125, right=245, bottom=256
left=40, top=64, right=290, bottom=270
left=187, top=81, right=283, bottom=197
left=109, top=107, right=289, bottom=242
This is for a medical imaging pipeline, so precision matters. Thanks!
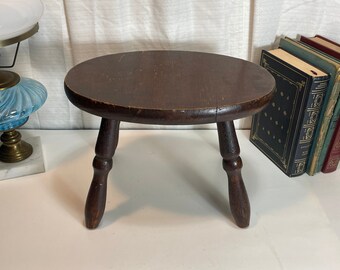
left=64, top=51, right=275, bottom=124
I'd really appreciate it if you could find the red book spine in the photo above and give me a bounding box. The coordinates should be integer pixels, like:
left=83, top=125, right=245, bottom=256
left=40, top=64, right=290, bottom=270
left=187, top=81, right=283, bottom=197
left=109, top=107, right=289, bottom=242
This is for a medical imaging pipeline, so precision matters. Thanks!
left=300, top=36, right=340, bottom=60
left=322, top=120, right=340, bottom=173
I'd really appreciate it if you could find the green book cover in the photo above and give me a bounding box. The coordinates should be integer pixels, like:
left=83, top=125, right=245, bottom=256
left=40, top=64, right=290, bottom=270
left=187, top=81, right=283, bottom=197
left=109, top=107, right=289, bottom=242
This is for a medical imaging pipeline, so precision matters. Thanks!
left=279, top=37, right=340, bottom=176
left=250, top=49, right=329, bottom=177
left=317, top=82, right=340, bottom=171
left=298, top=39, right=340, bottom=172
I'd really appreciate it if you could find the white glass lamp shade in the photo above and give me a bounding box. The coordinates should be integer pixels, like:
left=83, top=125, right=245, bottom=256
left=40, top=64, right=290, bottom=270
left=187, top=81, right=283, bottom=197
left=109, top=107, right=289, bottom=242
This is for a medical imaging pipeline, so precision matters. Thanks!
left=0, top=0, right=44, bottom=40
left=0, top=77, right=47, bottom=131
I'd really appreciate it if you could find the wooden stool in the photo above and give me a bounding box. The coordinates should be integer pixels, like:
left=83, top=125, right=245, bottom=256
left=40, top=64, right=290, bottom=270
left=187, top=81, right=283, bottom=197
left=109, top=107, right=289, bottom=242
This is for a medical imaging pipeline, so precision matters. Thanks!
left=64, top=51, right=275, bottom=229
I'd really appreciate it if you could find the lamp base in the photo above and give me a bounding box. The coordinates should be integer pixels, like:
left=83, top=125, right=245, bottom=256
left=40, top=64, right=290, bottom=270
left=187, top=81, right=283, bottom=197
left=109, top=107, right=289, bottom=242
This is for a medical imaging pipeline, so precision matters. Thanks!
left=0, top=129, right=33, bottom=163
left=0, top=136, right=45, bottom=180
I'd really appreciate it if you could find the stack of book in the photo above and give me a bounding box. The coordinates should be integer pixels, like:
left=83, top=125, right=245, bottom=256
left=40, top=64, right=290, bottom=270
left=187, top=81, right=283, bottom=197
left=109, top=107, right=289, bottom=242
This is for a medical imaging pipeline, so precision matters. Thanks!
left=250, top=35, right=340, bottom=177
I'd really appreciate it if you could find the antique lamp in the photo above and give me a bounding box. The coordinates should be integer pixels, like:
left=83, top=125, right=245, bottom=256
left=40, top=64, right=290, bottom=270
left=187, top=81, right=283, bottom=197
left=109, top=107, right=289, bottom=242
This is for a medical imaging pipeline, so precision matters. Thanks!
left=0, top=0, right=47, bottom=163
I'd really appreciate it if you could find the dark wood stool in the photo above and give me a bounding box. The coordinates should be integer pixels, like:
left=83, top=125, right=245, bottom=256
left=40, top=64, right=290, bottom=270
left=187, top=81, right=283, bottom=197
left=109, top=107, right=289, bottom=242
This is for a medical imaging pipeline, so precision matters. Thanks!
left=64, top=51, right=275, bottom=229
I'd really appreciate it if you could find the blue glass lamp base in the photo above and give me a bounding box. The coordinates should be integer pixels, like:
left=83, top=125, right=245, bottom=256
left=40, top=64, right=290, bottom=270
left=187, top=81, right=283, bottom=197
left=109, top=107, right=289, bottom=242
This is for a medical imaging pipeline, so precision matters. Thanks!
left=0, top=76, right=47, bottom=132
left=0, top=117, right=28, bottom=132
left=0, top=75, right=47, bottom=162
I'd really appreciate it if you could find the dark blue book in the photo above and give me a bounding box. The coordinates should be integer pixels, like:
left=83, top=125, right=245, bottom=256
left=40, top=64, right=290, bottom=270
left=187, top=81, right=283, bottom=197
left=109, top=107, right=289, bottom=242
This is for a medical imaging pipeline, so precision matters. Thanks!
left=250, top=49, right=329, bottom=177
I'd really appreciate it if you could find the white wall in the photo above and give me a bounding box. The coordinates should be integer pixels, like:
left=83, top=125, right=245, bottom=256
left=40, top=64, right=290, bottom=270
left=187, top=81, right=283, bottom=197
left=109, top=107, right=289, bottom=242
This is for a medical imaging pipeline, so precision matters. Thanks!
left=2, top=0, right=339, bottom=129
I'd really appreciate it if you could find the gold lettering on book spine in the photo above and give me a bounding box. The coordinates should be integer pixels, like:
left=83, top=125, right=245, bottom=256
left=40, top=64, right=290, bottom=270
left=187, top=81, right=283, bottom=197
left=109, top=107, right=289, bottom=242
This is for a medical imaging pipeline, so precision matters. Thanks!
left=293, top=81, right=327, bottom=175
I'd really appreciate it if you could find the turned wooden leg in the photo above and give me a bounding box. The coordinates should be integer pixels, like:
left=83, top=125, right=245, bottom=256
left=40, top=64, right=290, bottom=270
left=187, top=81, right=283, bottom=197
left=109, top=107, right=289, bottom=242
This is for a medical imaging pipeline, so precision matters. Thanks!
left=85, top=118, right=120, bottom=229
left=217, top=121, right=250, bottom=228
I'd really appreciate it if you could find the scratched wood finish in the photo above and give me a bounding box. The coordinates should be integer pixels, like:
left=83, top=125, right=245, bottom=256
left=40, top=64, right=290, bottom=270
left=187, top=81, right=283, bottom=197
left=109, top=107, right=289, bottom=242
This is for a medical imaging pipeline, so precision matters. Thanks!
left=65, top=51, right=275, bottom=125
left=64, top=51, right=275, bottom=229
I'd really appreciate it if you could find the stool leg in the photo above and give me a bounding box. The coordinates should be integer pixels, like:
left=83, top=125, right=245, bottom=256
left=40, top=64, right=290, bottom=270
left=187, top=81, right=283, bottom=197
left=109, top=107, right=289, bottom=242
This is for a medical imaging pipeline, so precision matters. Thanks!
left=85, top=118, right=120, bottom=229
left=217, top=121, right=250, bottom=228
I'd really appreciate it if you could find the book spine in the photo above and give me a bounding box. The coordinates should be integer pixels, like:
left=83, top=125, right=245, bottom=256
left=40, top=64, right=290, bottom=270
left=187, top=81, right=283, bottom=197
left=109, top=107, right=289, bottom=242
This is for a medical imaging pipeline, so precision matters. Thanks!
left=250, top=49, right=329, bottom=177
left=317, top=98, right=340, bottom=171
left=279, top=38, right=340, bottom=175
left=322, top=119, right=340, bottom=173
left=289, top=77, right=329, bottom=176
left=307, top=77, right=340, bottom=175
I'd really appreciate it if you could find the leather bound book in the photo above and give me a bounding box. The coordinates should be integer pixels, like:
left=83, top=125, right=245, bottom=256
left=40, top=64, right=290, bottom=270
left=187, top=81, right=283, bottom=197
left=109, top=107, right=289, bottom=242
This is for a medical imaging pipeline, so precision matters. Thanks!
left=300, top=35, right=340, bottom=60
left=299, top=36, right=340, bottom=172
left=322, top=119, right=340, bottom=173
left=279, top=37, right=340, bottom=176
left=250, top=49, right=329, bottom=177
left=318, top=96, right=340, bottom=172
